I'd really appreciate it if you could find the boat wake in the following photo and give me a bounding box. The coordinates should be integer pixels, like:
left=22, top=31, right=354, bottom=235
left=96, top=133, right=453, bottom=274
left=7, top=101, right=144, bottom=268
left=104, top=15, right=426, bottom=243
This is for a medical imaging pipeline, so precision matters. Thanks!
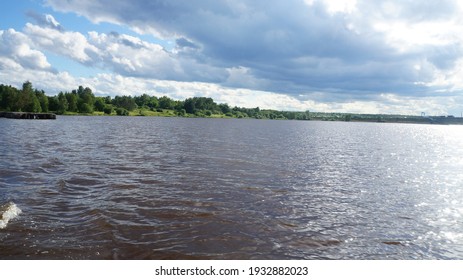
left=0, top=202, right=22, bottom=229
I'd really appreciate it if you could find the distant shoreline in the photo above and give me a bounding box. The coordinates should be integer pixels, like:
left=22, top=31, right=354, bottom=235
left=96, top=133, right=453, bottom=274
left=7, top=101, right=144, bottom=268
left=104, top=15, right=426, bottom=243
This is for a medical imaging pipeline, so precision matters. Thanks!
left=3, top=110, right=462, bottom=125
left=61, top=109, right=463, bottom=125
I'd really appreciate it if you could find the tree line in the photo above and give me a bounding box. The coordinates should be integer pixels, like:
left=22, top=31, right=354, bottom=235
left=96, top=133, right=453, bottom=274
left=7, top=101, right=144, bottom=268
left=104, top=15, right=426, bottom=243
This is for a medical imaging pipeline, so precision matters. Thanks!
left=0, top=82, right=313, bottom=120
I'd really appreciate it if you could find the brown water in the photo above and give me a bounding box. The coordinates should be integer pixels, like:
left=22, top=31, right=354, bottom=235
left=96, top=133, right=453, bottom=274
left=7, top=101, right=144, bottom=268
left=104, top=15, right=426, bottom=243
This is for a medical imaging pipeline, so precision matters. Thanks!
left=1, top=116, right=463, bottom=259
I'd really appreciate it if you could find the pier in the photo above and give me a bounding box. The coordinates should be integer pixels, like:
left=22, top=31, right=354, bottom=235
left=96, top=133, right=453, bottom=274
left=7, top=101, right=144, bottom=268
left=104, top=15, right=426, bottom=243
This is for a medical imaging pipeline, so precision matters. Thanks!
left=0, top=112, right=56, bottom=120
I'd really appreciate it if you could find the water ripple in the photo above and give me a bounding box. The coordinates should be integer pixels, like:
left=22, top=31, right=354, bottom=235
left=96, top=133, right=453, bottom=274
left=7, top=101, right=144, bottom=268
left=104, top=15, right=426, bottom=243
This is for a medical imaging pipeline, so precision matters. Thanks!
left=1, top=117, right=463, bottom=259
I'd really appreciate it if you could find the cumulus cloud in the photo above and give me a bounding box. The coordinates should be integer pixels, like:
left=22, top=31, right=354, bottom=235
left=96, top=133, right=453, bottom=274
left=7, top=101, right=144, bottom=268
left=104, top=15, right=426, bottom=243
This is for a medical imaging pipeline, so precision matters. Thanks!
left=1, top=50, right=459, bottom=117
left=0, top=0, right=459, bottom=115
left=24, top=23, right=97, bottom=64
left=20, top=20, right=227, bottom=83
left=0, top=29, right=53, bottom=71
left=87, top=31, right=174, bottom=75
left=43, top=0, right=463, bottom=103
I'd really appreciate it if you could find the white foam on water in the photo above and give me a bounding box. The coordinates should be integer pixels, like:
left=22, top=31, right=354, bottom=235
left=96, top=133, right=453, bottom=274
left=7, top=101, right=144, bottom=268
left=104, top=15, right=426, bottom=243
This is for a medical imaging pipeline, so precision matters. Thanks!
left=0, top=202, right=22, bottom=229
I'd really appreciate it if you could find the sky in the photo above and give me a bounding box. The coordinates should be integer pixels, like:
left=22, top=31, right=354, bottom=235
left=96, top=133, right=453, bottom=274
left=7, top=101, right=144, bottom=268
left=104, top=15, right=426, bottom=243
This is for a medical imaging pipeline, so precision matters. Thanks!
left=1, top=0, right=463, bottom=115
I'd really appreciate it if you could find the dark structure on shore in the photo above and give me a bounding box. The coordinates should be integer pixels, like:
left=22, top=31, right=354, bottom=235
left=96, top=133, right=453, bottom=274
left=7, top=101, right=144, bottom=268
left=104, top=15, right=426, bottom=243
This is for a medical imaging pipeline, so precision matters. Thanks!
left=0, top=112, right=56, bottom=120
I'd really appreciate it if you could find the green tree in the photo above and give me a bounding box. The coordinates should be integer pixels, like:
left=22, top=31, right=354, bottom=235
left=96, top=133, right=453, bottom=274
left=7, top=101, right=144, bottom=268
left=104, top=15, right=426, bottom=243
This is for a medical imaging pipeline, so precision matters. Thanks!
left=0, top=84, right=19, bottom=111
left=17, top=81, right=42, bottom=112
left=219, top=103, right=231, bottom=114
left=149, top=96, right=159, bottom=109
left=25, top=93, right=41, bottom=112
left=77, top=86, right=95, bottom=113
left=94, top=97, right=106, bottom=112
left=134, top=93, right=152, bottom=108
left=112, top=95, right=137, bottom=111
left=16, top=81, right=31, bottom=111
left=65, top=92, right=78, bottom=112
left=48, top=96, right=59, bottom=112
left=35, top=90, right=49, bottom=112
left=79, top=103, right=93, bottom=114
left=183, top=97, right=218, bottom=114
left=115, top=107, right=129, bottom=116
left=158, top=96, right=175, bottom=109
left=176, top=108, right=187, bottom=116
left=57, top=92, right=68, bottom=114
left=184, top=98, right=196, bottom=114
left=103, top=105, right=113, bottom=115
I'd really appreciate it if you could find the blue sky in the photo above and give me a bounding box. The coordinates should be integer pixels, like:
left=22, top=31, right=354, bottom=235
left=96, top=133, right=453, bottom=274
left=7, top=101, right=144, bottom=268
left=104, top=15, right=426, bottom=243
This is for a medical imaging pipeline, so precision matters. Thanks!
left=1, top=0, right=463, bottom=115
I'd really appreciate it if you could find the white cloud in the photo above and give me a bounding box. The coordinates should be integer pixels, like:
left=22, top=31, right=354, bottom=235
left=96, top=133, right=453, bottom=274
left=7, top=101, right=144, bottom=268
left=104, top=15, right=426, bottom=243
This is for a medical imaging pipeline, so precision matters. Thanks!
left=27, top=11, right=63, bottom=31
left=45, top=14, right=61, bottom=29
left=322, top=0, right=357, bottom=15
left=24, top=23, right=97, bottom=63
left=22, top=21, right=227, bottom=82
left=422, top=58, right=463, bottom=91
left=2, top=1, right=462, bottom=115
left=87, top=31, right=176, bottom=76
left=373, top=20, right=463, bottom=53
left=45, top=0, right=458, bottom=97
left=0, top=29, right=52, bottom=71
left=1, top=52, right=459, bottom=116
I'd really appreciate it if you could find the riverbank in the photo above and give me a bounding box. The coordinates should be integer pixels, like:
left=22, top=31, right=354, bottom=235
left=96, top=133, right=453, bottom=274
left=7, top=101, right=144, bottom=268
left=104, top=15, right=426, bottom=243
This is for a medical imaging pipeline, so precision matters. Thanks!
left=60, top=109, right=463, bottom=125
left=2, top=109, right=462, bottom=125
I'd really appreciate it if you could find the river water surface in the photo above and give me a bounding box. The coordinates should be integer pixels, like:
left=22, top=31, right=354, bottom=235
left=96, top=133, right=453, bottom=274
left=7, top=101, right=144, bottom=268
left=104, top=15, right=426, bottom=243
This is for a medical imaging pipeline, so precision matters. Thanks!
left=1, top=116, right=462, bottom=259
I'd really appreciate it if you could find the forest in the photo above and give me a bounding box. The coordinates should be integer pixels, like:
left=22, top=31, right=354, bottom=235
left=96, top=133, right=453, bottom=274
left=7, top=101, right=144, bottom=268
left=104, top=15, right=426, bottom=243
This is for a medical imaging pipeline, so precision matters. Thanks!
left=2, top=82, right=461, bottom=124
left=0, top=82, right=312, bottom=120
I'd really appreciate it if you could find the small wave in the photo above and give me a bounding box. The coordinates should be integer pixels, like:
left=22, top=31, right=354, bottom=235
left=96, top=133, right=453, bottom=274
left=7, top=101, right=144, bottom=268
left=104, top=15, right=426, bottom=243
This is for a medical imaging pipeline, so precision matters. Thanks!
left=0, top=202, right=22, bottom=229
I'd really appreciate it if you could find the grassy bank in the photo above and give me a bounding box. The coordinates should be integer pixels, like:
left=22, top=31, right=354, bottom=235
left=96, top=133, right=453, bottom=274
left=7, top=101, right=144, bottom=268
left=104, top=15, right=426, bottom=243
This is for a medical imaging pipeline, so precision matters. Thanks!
left=59, top=108, right=463, bottom=125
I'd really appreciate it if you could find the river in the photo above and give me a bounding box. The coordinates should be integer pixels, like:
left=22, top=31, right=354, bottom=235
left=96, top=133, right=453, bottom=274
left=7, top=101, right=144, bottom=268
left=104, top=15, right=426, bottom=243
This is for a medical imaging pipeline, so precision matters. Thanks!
left=1, top=116, right=462, bottom=259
